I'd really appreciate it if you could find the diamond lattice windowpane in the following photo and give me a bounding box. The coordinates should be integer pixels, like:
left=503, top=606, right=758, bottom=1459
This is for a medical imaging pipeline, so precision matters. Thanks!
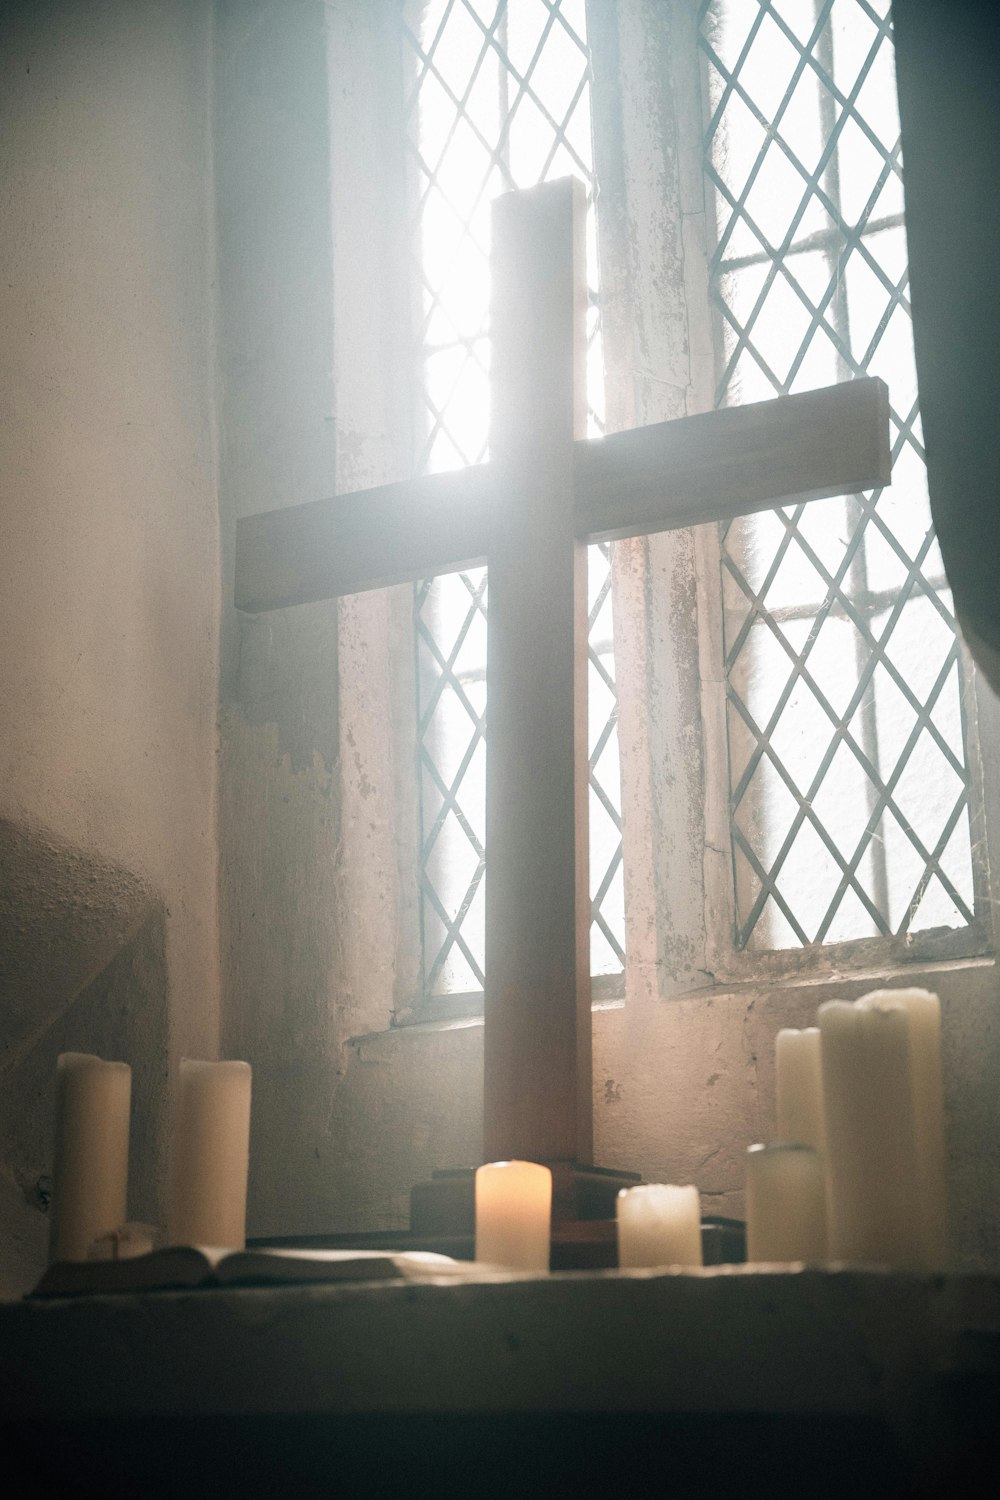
left=744, top=9, right=805, bottom=116
left=406, top=1, right=622, bottom=996
left=701, top=0, right=975, bottom=950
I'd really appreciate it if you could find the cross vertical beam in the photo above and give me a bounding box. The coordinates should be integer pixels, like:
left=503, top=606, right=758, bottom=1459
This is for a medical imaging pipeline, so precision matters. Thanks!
left=484, top=179, right=592, bottom=1163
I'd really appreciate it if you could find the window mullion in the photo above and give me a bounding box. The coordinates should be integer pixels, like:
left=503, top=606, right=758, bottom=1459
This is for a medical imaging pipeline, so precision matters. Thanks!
left=589, top=0, right=719, bottom=1003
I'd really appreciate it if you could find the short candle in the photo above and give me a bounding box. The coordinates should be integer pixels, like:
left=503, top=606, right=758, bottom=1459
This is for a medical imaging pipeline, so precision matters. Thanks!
left=89, top=1222, right=157, bottom=1261
left=616, top=1184, right=703, bottom=1269
left=475, top=1160, right=552, bottom=1271
left=745, top=1144, right=827, bottom=1263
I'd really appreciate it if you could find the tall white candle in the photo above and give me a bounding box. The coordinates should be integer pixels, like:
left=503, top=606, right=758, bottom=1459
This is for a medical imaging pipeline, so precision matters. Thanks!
left=856, top=988, right=949, bottom=1268
left=818, top=1000, right=923, bottom=1266
left=475, top=1160, right=551, bottom=1270
left=775, top=1027, right=826, bottom=1155
left=745, top=1144, right=827, bottom=1262
left=49, top=1052, right=131, bottom=1263
left=168, top=1060, right=252, bottom=1248
left=616, top=1184, right=703, bottom=1268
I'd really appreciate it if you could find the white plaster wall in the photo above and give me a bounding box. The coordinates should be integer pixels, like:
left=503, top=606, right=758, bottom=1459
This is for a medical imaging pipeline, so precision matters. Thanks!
left=0, top=0, right=220, bottom=1286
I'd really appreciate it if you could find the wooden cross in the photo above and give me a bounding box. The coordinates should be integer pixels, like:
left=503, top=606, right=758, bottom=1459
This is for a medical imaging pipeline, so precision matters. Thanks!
left=236, top=177, right=890, bottom=1175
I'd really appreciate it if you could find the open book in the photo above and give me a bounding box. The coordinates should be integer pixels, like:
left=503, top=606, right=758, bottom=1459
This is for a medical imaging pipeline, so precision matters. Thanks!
left=33, top=1244, right=474, bottom=1298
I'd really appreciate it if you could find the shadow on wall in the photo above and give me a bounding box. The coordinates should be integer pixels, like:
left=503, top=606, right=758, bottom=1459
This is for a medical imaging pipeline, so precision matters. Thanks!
left=0, top=820, right=168, bottom=1296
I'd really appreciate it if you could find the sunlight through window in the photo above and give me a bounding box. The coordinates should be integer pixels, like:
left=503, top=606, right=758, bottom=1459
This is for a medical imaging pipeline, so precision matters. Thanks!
left=404, top=0, right=623, bottom=998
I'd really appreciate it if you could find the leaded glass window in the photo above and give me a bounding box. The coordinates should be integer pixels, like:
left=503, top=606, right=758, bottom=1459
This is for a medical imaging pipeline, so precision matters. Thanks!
left=700, top=0, right=977, bottom=951
left=398, top=0, right=986, bottom=1011
left=403, top=0, right=624, bottom=1000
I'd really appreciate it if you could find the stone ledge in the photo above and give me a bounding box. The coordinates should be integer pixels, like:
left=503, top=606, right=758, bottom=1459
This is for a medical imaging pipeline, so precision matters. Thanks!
left=1, top=1266, right=997, bottom=1420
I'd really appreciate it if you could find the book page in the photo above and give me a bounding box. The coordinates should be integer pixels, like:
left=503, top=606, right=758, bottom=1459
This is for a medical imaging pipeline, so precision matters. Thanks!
left=212, top=1247, right=468, bottom=1285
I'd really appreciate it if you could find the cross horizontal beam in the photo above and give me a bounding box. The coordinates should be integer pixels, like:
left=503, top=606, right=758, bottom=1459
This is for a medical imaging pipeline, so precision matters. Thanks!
left=234, top=376, right=890, bottom=613
left=575, top=377, right=889, bottom=543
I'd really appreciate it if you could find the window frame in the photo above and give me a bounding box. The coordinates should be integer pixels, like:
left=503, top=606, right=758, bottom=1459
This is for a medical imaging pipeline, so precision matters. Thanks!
left=693, top=0, right=1000, bottom=984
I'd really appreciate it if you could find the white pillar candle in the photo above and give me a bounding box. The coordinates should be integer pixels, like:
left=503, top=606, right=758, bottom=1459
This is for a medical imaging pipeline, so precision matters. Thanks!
left=856, top=988, right=949, bottom=1268
left=168, top=1060, right=252, bottom=1248
left=616, top=1184, right=703, bottom=1269
left=818, top=1000, right=923, bottom=1266
left=49, top=1052, right=131, bottom=1263
left=775, top=1027, right=826, bottom=1155
left=475, top=1160, right=551, bottom=1271
left=745, top=1144, right=827, bottom=1262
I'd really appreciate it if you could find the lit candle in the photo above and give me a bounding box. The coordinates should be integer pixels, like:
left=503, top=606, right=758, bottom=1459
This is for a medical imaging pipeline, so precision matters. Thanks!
left=745, top=1144, right=827, bottom=1262
left=616, top=1184, right=703, bottom=1268
left=168, top=1060, right=252, bottom=1248
left=856, top=989, right=949, bottom=1267
left=818, top=1001, right=923, bottom=1266
left=775, top=1027, right=826, bottom=1156
left=49, top=1052, right=131, bottom=1263
left=475, top=1160, right=551, bottom=1270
